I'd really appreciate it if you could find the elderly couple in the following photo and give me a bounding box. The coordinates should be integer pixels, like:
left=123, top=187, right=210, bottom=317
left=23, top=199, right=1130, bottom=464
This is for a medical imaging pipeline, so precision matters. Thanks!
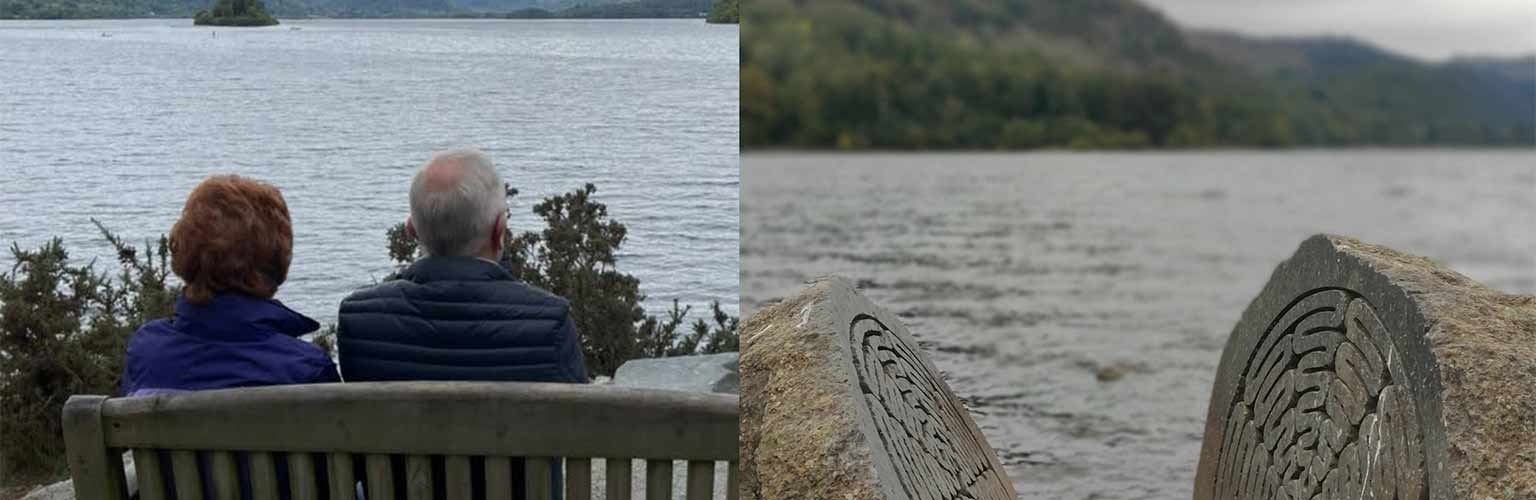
left=116, top=149, right=585, bottom=498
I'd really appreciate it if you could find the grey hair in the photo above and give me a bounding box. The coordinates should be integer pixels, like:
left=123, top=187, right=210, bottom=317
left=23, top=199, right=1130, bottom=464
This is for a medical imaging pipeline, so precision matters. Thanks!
left=409, top=149, right=506, bottom=257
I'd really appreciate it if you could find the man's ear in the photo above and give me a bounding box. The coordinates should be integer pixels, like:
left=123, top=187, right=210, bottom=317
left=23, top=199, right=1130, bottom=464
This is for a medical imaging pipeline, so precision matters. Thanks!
left=490, top=213, right=507, bottom=252
left=405, top=217, right=417, bottom=240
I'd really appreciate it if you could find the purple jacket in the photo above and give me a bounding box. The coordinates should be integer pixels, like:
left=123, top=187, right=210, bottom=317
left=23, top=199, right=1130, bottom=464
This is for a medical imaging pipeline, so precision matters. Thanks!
left=122, top=293, right=340, bottom=397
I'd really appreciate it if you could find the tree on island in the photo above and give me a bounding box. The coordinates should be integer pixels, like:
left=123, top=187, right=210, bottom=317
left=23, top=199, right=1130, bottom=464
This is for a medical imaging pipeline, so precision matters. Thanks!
left=193, top=0, right=277, bottom=26
left=706, top=0, right=736, bottom=23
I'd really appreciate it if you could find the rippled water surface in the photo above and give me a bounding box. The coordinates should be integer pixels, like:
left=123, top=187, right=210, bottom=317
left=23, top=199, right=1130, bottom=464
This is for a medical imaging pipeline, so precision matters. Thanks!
left=741, top=151, right=1535, bottom=499
left=0, top=19, right=739, bottom=321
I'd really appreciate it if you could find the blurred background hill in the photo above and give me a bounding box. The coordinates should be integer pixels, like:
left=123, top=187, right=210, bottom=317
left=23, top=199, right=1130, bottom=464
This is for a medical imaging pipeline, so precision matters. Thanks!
left=742, top=0, right=1536, bottom=149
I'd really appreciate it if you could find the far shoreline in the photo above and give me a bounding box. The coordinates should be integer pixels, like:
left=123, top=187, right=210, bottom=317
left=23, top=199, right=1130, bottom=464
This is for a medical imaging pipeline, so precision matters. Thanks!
left=0, top=16, right=732, bottom=21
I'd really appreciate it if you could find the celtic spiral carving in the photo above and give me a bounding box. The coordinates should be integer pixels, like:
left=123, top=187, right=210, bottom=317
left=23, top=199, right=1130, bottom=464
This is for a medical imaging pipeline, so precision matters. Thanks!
left=1213, top=289, right=1426, bottom=500
left=848, top=314, right=1013, bottom=500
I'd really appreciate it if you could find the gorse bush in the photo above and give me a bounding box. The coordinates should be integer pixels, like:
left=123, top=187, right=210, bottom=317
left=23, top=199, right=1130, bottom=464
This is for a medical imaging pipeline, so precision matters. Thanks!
left=0, top=221, right=176, bottom=484
left=1, top=184, right=736, bottom=487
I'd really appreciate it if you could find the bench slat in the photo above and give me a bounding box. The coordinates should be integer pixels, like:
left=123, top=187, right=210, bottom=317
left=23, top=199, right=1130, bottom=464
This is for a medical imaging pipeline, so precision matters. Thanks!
left=288, top=453, right=318, bottom=500
left=486, top=456, right=512, bottom=500
left=646, top=459, right=672, bottom=500
left=566, top=457, right=592, bottom=500
left=726, top=463, right=738, bottom=500
left=327, top=453, right=355, bottom=500
left=210, top=451, right=239, bottom=500
left=445, top=456, right=472, bottom=499
left=171, top=450, right=203, bottom=500
left=405, top=455, right=432, bottom=500
left=63, top=384, right=740, bottom=500
left=606, top=458, right=632, bottom=500
left=525, top=457, right=551, bottom=499
left=366, top=454, right=395, bottom=500
left=133, top=449, right=167, bottom=500
left=248, top=452, right=278, bottom=500
left=685, top=461, right=713, bottom=500
left=98, top=383, right=738, bottom=461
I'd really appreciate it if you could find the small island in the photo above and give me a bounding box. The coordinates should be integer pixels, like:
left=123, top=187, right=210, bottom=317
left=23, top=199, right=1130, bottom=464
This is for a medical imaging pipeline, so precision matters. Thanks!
left=193, top=0, right=277, bottom=26
left=706, top=0, right=736, bottom=23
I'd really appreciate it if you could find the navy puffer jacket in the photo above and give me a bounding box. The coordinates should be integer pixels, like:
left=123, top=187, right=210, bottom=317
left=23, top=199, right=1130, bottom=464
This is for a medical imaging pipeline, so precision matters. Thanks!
left=336, top=256, right=589, bottom=383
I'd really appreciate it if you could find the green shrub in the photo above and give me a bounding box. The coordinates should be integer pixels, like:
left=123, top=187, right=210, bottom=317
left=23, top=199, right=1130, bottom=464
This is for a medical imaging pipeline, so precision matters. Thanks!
left=0, top=221, right=176, bottom=485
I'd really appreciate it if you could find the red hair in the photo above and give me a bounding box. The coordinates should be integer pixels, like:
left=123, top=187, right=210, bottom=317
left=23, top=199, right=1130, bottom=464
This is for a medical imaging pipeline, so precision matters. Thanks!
left=170, top=175, right=293, bottom=304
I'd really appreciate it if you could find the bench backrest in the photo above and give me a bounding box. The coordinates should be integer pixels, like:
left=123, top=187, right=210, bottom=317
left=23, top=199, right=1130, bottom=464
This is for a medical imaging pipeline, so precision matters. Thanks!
left=63, top=382, right=739, bottom=500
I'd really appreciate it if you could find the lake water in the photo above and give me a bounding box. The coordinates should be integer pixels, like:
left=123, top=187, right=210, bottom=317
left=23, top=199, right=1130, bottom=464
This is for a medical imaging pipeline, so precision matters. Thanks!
left=0, top=19, right=740, bottom=323
left=741, top=151, right=1535, bottom=499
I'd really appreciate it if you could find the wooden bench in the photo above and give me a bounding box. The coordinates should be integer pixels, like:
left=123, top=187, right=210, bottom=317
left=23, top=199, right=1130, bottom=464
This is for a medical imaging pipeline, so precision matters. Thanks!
left=62, top=382, right=740, bottom=500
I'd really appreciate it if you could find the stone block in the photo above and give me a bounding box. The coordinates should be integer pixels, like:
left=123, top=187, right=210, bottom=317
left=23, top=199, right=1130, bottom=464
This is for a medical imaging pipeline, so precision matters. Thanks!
left=740, top=277, right=1017, bottom=500
left=1195, top=234, right=1536, bottom=499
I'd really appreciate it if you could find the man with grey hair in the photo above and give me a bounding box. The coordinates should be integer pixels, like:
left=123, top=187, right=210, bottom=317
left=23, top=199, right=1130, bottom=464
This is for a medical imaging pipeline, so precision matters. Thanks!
left=406, top=149, right=509, bottom=259
left=336, top=149, right=587, bottom=499
left=337, top=148, right=586, bottom=382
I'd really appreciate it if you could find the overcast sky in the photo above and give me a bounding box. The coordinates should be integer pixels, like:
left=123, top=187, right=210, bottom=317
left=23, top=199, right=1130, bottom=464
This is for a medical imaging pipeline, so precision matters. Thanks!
left=1138, top=0, right=1536, bottom=61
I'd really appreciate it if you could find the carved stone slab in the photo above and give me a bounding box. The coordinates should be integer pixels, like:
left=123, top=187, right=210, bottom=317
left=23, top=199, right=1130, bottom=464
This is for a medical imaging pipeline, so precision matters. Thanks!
left=1195, top=234, right=1536, bottom=499
left=613, top=352, right=740, bottom=394
left=739, top=277, right=1018, bottom=500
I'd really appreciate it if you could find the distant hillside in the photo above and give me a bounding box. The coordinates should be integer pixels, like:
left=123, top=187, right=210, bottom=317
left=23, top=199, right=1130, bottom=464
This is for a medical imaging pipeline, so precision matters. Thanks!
left=0, top=0, right=722, bottom=18
left=742, top=0, right=1535, bottom=149
left=561, top=0, right=709, bottom=19
left=449, top=0, right=581, bottom=14
left=1185, top=31, right=1536, bottom=144
left=1446, top=55, right=1536, bottom=83
left=1, top=0, right=203, bottom=18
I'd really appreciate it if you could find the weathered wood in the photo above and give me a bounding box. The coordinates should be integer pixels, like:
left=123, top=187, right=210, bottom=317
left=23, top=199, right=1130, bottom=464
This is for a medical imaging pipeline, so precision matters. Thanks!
left=444, top=455, right=472, bottom=499
left=287, top=453, right=318, bottom=500
left=405, top=455, right=432, bottom=500
left=170, top=450, right=203, bottom=500
left=685, top=460, right=714, bottom=500
left=646, top=459, right=672, bottom=499
left=326, top=453, right=355, bottom=500
left=566, top=457, right=592, bottom=500
left=606, top=458, right=633, bottom=500
left=209, top=451, right=239, bottom=500
left=63, top=382, right=741, bottom=500
left=486, top=456, right=513, bottom=500
left=97, top=382, right=738, bottom=461
left=726, top=463, right=738, bottom=500
left=525, top=457, right=551, bottom=499
left=249, top=452, right=278, bottom=500
left=133, top=448, right=167, bottom=500
left=365, top=454, right=395, bottom=500
left=62, top=396, right=127, bottom=500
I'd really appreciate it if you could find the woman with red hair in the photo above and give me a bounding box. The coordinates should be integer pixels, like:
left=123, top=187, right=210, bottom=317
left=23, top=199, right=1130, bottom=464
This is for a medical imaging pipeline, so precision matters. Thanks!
left=121, top=175, right=339, bottom=396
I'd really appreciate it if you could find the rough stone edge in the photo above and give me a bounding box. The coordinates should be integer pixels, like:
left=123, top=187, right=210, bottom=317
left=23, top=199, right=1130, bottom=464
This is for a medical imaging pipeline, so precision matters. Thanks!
left=739, top=277, right=883, bottom=500
left=1328, top=234, right=1536, bottom=497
